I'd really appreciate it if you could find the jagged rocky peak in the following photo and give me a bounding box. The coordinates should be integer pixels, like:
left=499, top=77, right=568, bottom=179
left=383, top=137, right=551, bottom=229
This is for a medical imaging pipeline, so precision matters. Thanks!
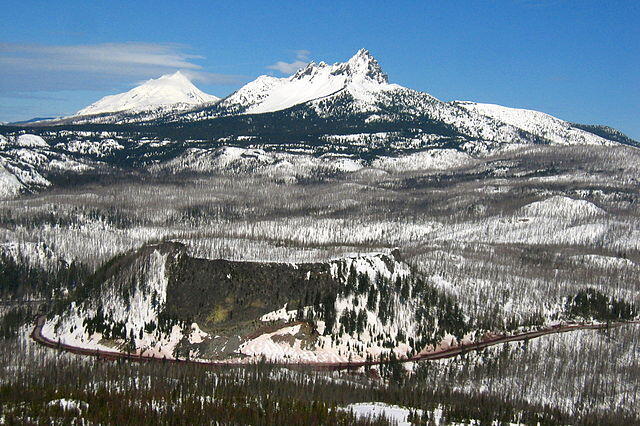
left=334, top=48, right=388, bottom=83
left=215, top=48, right=394, bottom=115
left=291, top=61, right=328, bottom=79
left=291, top=49, right=388, bottom=84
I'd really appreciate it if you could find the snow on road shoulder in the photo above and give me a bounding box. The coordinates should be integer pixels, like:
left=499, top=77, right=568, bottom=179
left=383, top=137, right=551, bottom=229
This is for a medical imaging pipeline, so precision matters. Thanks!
left=239, top=324, right=305, bottom=359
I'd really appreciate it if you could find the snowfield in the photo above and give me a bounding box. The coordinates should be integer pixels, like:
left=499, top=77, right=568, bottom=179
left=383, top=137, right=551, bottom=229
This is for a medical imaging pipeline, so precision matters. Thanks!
left=456, top=101, right=616, bottom=146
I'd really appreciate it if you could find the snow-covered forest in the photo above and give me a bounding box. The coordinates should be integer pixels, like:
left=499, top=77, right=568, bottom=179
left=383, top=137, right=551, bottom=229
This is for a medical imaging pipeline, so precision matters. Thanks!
left=1, top=138, right=639, bottom=423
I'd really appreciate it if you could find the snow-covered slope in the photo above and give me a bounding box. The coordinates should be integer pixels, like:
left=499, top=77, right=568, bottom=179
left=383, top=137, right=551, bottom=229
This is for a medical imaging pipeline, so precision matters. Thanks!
left=0, top=133, right=101, bottom=197
left=220, top=49, right=398, bottom=114
left=175, top=49, right=631, bottom=150
left=0, top=162, right=24, bottom=198
left=517, top=196, right=607, bottom=219
left=76, top=71, right=219, bottom=116
left=454, top=101, right=616, bottom=146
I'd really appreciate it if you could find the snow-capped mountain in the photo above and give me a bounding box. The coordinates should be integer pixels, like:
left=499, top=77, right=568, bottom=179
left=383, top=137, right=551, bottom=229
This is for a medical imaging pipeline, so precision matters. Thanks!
left=179, top=48, right=427, bottom=119
left=24, top=48, right=636, bottom=153
left=173, top=49, right=593, bottom=149
left=1, top=48, right=637, bottom=197
left=76, top=71, right=219, bottom=116
left=220, top=48, right=396, bottom=114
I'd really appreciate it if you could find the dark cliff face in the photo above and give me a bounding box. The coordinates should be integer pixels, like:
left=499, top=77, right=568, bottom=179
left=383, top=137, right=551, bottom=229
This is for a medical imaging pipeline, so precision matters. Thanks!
left=76, top=241, right=349, bottom=336
left=165, top=253, right=343, bottom=329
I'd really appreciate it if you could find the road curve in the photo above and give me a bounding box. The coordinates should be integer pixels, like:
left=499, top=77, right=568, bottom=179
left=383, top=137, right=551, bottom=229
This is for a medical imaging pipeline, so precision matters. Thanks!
left=31, top=316, right=638, bottom=370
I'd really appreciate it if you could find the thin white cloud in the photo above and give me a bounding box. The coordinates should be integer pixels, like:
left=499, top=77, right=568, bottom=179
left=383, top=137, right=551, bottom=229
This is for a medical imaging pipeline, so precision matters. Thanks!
left=0, top=42, right=203, bottom=73
left=180, top=69, right=240, bottom=85
left=0, top=42, right=239, bottom=93
left=267, top=60, right=309, bottom=75
left=267, top=50, right=310, bottom=75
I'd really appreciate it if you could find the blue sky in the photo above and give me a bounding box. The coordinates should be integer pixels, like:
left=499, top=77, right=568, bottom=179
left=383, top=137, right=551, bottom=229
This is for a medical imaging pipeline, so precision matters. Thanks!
left=1, top=0, right=638, bottom=138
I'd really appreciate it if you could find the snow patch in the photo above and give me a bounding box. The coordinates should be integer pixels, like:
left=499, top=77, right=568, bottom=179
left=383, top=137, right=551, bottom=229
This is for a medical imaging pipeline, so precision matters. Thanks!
left=569, top=254, right=636, bottom=269
left=261, top=304, right=296, bottom=322
left=372, top=149, right=472, bottom=172
left=47, top=399, right=89, bottom=414
left=16, top=134, right=49, bottom=148
left=340, top=402, right=423, bottom=425
left=0, top=162, right=24, bottom=198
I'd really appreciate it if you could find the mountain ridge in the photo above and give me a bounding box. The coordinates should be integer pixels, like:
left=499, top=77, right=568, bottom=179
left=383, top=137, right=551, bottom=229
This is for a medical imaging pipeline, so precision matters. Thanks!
left=18, top=49, right=638, bottom=151
left=0, top=49, right=638, bottom=197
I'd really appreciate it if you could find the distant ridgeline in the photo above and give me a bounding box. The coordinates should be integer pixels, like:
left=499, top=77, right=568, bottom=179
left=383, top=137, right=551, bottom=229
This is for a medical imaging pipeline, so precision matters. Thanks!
left=39, top=242, right=636, bottom=363
left=1, top=49, right=638, bottom=197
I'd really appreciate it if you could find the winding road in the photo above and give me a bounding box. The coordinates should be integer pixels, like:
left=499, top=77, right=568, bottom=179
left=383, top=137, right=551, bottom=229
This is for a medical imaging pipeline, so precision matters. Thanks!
left=31, top=316, right=638, bottom=370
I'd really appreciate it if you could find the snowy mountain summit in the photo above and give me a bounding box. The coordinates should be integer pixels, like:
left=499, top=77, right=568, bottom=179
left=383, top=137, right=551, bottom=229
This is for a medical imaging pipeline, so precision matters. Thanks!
left=76, top=71, right=219, bottom=116
left=292, top=48, right=388, bottom=84
left=218, top=48, right=397, bottom=115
